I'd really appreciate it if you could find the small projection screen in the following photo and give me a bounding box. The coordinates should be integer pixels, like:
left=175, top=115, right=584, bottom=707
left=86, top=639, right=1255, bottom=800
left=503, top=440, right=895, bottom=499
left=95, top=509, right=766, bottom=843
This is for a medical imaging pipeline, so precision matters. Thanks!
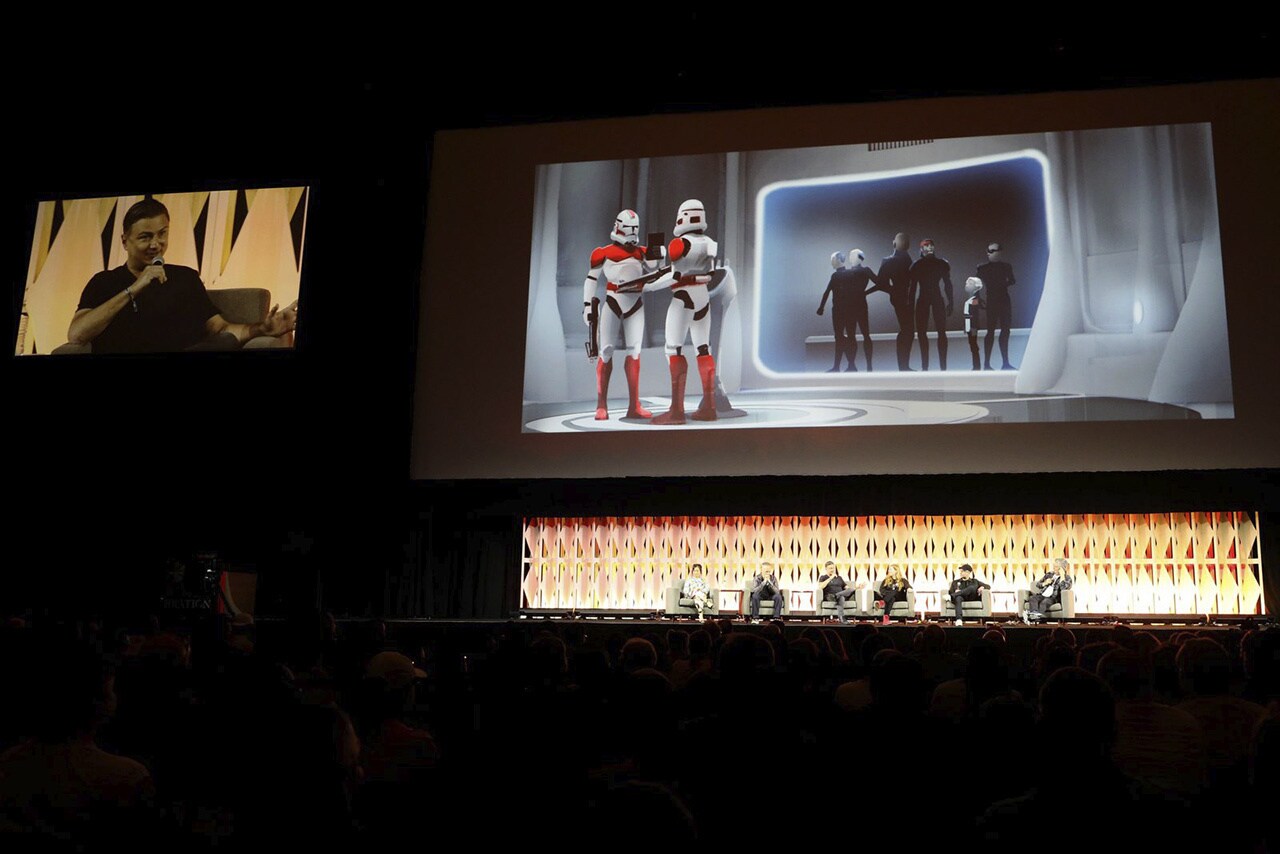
left=15, top=187, right=308, bottom=356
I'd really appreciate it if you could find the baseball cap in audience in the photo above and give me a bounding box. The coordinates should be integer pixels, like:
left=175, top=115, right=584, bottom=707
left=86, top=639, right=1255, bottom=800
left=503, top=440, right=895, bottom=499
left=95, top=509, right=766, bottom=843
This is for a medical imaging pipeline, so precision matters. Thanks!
left=366, top=651, right=426, bottom=688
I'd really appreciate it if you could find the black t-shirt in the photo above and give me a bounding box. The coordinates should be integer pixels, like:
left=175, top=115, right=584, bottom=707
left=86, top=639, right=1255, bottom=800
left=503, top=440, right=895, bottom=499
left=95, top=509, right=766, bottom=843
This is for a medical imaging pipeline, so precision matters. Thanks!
left=77, top=264, right=219, bottom=353
left=819, top=573, right=846, bottom=595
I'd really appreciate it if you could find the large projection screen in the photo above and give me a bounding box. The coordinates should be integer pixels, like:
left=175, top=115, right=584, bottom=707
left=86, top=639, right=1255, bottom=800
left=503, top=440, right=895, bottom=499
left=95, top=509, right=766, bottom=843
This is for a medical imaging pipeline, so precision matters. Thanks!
left=413, top=80, right=1280, bottom=479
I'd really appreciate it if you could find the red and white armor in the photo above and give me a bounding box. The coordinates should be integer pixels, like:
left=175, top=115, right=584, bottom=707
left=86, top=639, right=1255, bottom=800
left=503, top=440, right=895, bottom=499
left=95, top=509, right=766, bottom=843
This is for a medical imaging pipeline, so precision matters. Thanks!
left=643, top=199, right=720, bottom=424
left=582, top=209, right=654, bottom=420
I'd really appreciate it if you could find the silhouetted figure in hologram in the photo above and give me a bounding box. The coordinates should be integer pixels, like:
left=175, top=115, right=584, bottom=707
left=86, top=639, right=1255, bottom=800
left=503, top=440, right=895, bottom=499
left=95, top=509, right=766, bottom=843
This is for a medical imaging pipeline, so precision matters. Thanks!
left=908, top=238, right=953, bottom=370
left=877, top=232, right=916, bottom=370
left=975, top=242, right=1017, bottom=369
left=963, top=276, right=985, bottom=370
left=817, top=249, right=881, bottom=371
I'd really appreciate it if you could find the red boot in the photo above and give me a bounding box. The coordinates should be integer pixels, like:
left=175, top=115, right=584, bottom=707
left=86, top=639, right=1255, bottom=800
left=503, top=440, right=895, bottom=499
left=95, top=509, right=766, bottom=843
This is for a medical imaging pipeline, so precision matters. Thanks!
left=594, top=358, right=613, bottom=420
left=623, top=355, right=652, bottom=419
left=691, top=354, right=718, bottom=421
left=651, top=355, right=688, bottom=425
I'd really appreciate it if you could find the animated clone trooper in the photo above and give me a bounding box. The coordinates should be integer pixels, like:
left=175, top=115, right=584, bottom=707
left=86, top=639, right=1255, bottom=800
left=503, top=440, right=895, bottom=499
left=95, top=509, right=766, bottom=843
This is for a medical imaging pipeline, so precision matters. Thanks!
left=582, top=210, right=655, bottom=420
left=625, top=199, right=721, bottom=424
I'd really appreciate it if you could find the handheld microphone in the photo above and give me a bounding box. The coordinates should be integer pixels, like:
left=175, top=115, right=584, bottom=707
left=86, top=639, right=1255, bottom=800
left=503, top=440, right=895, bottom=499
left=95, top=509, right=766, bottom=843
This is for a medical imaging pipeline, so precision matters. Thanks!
left=151, top=255, right=166, bottom=266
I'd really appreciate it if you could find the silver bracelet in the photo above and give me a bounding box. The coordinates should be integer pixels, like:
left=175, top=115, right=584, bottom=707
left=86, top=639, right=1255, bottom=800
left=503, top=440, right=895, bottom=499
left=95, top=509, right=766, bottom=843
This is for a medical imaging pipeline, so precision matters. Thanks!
left=124, top=285, right=138, bottom=312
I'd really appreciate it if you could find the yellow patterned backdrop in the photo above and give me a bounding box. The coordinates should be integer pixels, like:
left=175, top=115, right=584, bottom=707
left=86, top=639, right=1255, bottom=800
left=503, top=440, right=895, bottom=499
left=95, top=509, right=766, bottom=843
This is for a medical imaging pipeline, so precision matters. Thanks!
left=521, top=512, right=1264, bottom=616
left=17, top=188, right=308, bottom=355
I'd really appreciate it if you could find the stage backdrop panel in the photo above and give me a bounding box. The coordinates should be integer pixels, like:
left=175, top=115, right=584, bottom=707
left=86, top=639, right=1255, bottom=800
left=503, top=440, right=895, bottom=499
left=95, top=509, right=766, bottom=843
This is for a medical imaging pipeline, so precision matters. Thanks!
left=520, top=512, right=1263, bottom=617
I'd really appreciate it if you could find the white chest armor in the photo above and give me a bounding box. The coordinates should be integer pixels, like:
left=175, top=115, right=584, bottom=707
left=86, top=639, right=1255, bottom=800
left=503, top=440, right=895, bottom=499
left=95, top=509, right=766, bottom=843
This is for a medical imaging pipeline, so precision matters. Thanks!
left=605, top=253, right=651, bottom=287
left=673, top=234, right=718, bottom=277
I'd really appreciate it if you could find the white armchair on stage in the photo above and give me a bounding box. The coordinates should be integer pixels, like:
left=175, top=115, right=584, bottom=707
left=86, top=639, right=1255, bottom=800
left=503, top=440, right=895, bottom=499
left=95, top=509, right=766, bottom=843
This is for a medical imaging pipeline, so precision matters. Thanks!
left=940, top=587, right=993, bottom=621
left=860, top=587, right=918, bottom=619
left=1015, top=587, right=1076, bottom=620
left=665, top=584, right=719, bottom=618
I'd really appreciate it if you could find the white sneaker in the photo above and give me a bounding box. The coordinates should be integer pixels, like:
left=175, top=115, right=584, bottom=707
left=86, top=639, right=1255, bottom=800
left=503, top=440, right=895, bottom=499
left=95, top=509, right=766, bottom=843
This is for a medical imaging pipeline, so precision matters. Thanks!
left=954, top=619, right=963, bottom=626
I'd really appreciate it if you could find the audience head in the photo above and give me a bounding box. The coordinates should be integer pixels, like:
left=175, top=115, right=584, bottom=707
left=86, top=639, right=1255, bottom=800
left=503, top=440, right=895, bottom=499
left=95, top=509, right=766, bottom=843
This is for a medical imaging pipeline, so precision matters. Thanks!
left=1077, top=641, right=1120, bottom=674
left=820, top=628, right=848, bottom=661
left=1050, top=626, right=1077, bottom=648
left=718, top=632, right=775, bottom=682
left=1132, top=631, right=1161, bottom=657
left=620, top=637, right=658, bottom=674
left=1039, top=642, right=1077, bottom=683
left=918, top=623, right=947, bottom=655
left=1176, top=637, right=1233, bottom=697
left=365, top=650, right=426, bottom=715
left=869, top=650, right=924, bottom=714
left=666, top=629, right=690, bottom=659
left=688, top=629, right=712, bottom=659
left=1097, top=648, right=1148, bottom=701
left=859, top=632, right=895, bottom=668
left=1038, top=667, right=1116, bottom=760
